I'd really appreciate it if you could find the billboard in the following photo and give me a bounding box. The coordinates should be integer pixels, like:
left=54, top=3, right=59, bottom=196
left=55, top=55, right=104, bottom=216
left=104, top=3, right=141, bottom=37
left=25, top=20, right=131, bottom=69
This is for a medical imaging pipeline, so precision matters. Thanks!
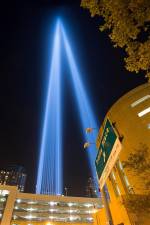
left=95, top=119, right=122, bottom=190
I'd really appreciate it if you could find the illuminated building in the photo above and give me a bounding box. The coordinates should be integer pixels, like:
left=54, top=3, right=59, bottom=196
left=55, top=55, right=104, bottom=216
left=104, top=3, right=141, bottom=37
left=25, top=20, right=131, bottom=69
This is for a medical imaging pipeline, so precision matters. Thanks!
left=85, top=178, right=98, bottom=198
left=0, top=185, right=102, bottom=225
left=0, top=165, right=27, bottom=192
left=96, top=83, right=150, bottom=225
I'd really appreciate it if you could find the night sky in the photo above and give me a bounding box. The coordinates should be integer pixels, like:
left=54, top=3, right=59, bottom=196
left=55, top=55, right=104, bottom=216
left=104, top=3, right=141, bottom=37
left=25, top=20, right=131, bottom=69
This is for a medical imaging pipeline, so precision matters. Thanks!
left=0, top=0, right=146, bottom=195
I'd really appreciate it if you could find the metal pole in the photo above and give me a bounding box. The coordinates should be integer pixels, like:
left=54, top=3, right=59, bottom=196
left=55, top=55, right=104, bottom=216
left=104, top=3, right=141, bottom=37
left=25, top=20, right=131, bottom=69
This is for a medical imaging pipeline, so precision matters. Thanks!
left=101, top=186, right=114, bottom=225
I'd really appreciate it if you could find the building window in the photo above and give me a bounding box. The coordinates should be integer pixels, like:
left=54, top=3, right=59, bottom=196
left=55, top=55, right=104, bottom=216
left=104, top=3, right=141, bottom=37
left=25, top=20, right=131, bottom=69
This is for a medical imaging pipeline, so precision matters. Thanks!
left=147, top=124, right=150, bottom=129
left=131, top=95, right=150, bottom=108
left=138, top=107, right=150, bottom=117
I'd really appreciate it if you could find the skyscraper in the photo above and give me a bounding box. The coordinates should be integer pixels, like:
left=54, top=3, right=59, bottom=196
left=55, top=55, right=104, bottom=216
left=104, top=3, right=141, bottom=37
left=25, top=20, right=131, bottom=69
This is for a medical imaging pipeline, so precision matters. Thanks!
left=0, top=165, right=27, bottom=192
left=85, top=177, right=98, bottom=198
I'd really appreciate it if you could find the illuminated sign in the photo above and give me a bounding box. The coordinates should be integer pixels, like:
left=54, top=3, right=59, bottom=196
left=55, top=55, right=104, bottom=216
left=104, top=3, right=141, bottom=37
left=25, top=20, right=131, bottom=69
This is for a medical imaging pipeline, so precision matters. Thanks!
left=95, top=119, right=122, bottom=189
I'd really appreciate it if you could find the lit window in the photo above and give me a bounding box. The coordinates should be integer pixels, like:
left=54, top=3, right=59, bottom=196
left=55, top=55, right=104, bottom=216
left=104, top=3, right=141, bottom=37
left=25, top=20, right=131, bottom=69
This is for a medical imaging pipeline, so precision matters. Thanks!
left=138, top=107, right=150, bottom=117
left=131, top=95, right=150, bottom=108
left=147, top=124, right=150, bottom=129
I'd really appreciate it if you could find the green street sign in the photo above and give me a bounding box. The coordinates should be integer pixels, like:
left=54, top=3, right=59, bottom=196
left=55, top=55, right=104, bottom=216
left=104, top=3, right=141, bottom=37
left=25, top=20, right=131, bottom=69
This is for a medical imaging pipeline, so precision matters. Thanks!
left=95, top=119, right=122, bottom=189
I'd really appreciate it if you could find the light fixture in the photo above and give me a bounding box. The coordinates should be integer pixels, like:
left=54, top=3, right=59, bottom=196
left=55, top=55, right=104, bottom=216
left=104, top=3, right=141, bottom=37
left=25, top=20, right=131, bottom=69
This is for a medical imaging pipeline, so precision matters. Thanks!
left=49, top=216, right=54, bottom=219
left=87, top=217, right=93, bottom=221
left=0, top=198, right=6, bottom=202
left=84, top=203, right=93, bottom=207
left=49, top=201, right=57, bottom=206
left=28, top=201, right=37, bottom=204
left=26, top=207, right=35, bottom=211
left=16, top=199, right=21, bottom=203
left=68, top=202, right=75, bottom=207
left=131, top=95, right=150, bottom=107
left=69, top=209, right=75, bottom=213
left=25, top=215, right=34, bottom=219
left=49, top=209, right=55, bottom=212
left=69, top=216, right=75, bottom=221
left=138, top=107, right=150, bottom=117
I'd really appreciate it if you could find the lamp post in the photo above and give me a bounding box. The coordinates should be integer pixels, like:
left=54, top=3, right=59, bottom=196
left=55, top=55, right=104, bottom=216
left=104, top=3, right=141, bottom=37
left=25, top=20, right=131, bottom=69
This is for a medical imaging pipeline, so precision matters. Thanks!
left=84, top=129, right=114, bottom=225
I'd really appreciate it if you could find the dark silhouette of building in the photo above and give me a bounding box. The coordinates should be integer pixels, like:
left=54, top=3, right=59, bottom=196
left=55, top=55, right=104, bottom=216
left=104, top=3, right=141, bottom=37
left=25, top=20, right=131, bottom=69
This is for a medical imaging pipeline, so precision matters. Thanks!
left=0, top=165, right=27, bottom=192
left=85, top=177, right=98, bottom=198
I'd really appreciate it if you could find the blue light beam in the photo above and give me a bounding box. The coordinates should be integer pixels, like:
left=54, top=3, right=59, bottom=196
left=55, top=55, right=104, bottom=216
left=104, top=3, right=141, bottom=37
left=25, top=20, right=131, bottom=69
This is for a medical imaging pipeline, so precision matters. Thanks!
left=36, top=21, right=62, bottom=195
left=62, top=27, right=99, bottom=194
left=37, top=19, right=99, bottom=196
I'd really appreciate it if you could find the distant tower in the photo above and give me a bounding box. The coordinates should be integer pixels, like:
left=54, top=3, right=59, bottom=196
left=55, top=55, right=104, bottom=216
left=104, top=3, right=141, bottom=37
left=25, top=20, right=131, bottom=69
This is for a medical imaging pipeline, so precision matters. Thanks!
left=0, top=165, right=27, bottom=192
left=85, top=177, right=98, bottom=198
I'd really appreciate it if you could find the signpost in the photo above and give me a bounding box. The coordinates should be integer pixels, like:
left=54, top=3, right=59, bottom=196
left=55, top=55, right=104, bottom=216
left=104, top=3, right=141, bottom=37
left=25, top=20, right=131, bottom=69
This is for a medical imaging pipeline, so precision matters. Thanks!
left=95, top=119, right=122, bottom=190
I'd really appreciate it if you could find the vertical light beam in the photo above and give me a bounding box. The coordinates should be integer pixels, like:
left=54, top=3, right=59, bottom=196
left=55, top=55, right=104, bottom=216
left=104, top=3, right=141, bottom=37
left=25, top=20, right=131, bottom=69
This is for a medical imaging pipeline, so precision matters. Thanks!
left=37, top=20, right=99, bottom=196
left=36, top=21, right=62, bottom=195
left=62, top=27, right=99, bottom=194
